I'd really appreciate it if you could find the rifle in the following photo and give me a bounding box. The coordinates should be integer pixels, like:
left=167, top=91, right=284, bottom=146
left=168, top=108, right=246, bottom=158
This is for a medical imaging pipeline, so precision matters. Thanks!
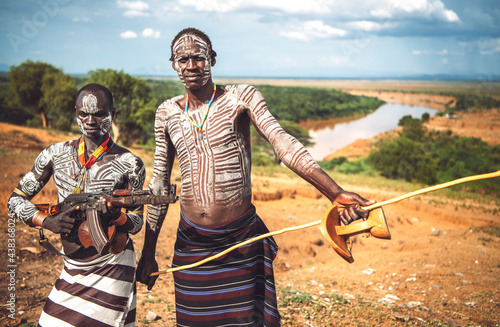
left=36, top=185, right=178, bottom=256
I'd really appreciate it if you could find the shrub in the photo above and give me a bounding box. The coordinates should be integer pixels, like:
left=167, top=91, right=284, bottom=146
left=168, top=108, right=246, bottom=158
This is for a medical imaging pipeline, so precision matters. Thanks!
left=368, top=118, right=500, bottom=195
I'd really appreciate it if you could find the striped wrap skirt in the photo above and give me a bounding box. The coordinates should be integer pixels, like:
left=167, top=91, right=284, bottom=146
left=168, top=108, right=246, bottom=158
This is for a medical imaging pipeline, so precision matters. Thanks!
left=173, top=205, right=281, bottom=327
left=38, top=238, right=136, bottom=327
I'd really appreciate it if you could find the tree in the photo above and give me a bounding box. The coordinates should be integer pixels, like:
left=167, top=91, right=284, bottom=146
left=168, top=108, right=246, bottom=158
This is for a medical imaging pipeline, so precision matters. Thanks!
left=8, top=60, right=76, bottom=129
left=398, top=115, right=425, bottom=141
left=367, top=137, right=438, bottom=184
left=41, top=72, right=77, bottom=130
left=86, top=69, right=157, bottom=145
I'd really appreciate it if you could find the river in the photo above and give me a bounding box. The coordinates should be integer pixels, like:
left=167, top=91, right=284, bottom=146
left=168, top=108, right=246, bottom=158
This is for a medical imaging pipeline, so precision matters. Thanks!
left=304, top=103, right=439, bottom=161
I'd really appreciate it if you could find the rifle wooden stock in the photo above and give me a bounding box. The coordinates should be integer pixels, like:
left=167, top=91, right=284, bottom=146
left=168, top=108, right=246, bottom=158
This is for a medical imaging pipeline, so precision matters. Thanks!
left=85, top=208, right=112, bottom=255
left=78, top=220, right=128, bottom=254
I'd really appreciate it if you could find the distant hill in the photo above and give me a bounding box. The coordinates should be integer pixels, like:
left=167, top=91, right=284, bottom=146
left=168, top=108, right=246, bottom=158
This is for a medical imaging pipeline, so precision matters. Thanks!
left=0, top=62, right=497, bottom=81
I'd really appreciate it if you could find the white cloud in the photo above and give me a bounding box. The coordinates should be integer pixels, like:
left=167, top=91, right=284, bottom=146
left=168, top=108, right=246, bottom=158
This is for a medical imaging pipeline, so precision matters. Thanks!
left=72, top=17, right=90, bottom=22
left=178, top=0, right=332, bottom=14
left=389, top=0, right=459, bottom=22
left=348, top=20, right=390, bottom=32
left=142, top=28, right=161, bottom=38
left=120, top=29, right=161, bottom=39
left=370, top=9, right=393, bottom=19
left=117, top=0, right=150, bottom=17
left=176, top=0, right=459, bottom=23
left=478, top=38, right=500, bottom=55
left=120, top=30, right=138, bottom=39
left=412, top=49, right=448, bottom=55
left=443, top=9, right=459, bottom=23
left=329, top=56, right=354, bottom=67
left=281, top=21, right=347, bottom=41
left=280, top=31, right=308, bottom=41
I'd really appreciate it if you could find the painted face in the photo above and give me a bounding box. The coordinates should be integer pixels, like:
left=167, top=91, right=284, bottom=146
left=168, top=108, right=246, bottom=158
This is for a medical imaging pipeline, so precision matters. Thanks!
left=172, top=34, right=212, bottom=89
left=76, top=92, right=113, bottom=139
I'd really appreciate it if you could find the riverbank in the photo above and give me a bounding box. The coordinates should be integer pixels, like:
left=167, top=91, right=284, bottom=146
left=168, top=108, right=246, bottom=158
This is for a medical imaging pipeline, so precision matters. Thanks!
left=323, top=93, right=500, bottom=161
left=344, top=90, right=455, bottom=110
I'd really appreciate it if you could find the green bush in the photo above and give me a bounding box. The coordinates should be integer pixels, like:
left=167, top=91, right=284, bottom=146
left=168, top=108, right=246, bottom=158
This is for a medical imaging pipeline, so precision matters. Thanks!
left=367, top=118, right=500, bottom=195
left=252, top=152, right=277, bottom=166
left=367, top=137, right=438, bottom=184
left=318, top=157, right=347, bottom=170
left=337, top=158, right=371, bottom=175
left=454, top=94, right=500, bottom=111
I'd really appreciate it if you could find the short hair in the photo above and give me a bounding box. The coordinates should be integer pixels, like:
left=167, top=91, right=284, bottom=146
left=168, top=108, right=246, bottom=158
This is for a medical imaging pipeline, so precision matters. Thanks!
left=75, top=83, right=114, bottom=110
left=169, top=27, right=217, bottom=62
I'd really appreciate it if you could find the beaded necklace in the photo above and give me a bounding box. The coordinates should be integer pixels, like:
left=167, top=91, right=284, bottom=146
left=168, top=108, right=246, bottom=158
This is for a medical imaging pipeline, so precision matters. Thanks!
left=73, top=134, right=114, bottom=193
left=184, top=83, right=216, bottom=139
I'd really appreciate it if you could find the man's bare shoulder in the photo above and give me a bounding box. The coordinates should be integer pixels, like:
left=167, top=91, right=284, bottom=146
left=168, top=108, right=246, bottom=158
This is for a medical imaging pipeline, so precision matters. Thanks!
left=43, top=139, right=78, bottom=155
left=223, top=84, right=257, bottom=93
left=110, top=144, right=144, bottom=165
left=158, top=94, right=184, bottom=111
left=222, top=84, right=265, bottom=109
left=155, top=94, right=184, bottom=121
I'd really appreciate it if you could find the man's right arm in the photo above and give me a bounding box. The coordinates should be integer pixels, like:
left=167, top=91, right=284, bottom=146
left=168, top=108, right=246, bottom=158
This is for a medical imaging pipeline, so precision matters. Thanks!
left=8, top=147, right=54, bottom=227
left=137, top=108, right=176, bottom=290
left=244, top=85, right=374, bottom=223
left=7, top=145, right=80, bottom=233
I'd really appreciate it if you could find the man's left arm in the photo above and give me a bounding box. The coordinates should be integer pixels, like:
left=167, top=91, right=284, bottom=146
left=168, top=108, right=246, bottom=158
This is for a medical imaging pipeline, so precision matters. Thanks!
left=109, top=154, right=146, bottom=234
left=245, top=86, right=374, bottom=223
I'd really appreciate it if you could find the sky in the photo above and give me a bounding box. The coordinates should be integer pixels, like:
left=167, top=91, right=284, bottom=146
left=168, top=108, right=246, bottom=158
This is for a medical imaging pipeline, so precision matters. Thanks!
left=1, top=0, right=499, bottom=79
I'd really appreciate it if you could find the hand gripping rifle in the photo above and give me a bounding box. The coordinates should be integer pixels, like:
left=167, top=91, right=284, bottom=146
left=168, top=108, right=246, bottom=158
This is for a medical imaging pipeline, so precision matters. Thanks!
left=36, top=185, right=178, bottom=255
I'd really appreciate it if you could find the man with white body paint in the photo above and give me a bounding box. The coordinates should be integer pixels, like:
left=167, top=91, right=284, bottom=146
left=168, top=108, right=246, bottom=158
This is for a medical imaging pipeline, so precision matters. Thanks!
left=136, top=28, right=374, bottom=326
left=8, top=84, right=145, bottom=327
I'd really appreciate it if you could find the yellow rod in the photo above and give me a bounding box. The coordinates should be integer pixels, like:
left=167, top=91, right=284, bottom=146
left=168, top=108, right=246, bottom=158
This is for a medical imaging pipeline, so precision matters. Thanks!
left=151, top=170, right=500, bottom=276
left=362, top=170, right=500, bottom=211
left=150, top=220, right=321, bottom=276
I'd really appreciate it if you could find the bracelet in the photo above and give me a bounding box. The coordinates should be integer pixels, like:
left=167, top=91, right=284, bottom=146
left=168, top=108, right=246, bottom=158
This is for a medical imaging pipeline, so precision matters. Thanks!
left=112, top=212, right=128, bottom=227
left=32, top=211, right=48, bottom=227
left=14, top=187, right=32, bottom=200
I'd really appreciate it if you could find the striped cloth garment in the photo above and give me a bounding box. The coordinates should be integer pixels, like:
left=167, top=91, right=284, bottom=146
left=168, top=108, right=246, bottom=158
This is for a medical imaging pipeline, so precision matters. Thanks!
left=38, top=239, right=137, bottom=327
left=172, top=205, right=281, bottom=327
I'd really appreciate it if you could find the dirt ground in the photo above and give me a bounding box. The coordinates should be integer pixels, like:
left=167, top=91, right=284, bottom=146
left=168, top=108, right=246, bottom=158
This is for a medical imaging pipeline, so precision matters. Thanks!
left=0, top=89, right=499, bottom=327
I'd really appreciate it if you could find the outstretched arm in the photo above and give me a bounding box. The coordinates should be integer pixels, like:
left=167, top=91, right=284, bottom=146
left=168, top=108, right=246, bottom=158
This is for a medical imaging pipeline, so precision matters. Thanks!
left=244, top=86, right=373, bottom=223
left=136, top=109, right=176, bottom=290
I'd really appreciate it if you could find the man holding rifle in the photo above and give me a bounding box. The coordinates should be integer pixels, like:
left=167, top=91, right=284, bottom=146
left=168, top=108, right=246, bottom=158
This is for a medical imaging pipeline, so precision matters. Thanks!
left=7, top=83, right=145, bottom=327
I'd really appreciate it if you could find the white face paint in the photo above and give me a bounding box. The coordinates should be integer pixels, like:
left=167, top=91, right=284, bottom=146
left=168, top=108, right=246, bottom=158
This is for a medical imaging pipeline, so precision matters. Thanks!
left=82, top=94, right=99, bottom=114
left=76, top=92, right=113, bottom=137
left=172, top=34, right=212, bottom=88
left=76, top=118, right=85, bottom=135
left=99, top=115, right=112, bottom=136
